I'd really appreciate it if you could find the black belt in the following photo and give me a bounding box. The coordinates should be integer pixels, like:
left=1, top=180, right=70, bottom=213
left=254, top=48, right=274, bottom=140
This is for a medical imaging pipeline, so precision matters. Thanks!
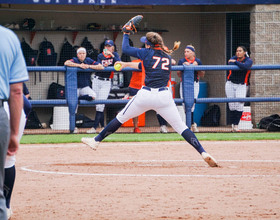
left=94, top=76, right=111, bottom=81
left=228, top=80, right=244, bottom=85
left=142, top=86, right=168, bottom=92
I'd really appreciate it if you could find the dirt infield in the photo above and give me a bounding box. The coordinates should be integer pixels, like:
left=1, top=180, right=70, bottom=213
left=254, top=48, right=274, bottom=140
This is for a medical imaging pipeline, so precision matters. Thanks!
left=11, top=140, right=280, bottom=219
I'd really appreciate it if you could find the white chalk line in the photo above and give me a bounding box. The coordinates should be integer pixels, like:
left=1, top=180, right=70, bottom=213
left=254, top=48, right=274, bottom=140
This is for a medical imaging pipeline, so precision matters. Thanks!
left=20, top=159, right=280, bottom=178
left=20, top=140, right=280, bottom=148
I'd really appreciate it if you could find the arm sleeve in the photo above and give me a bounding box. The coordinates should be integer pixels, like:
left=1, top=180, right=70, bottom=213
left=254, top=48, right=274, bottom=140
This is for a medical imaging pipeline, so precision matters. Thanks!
left=196, top=58, right=203, bottom=65
left=113, top=52, right=121, bottom=62
left=122, top=34, right=142, bottom=58
left=178, top=59, right=183, bottom=65
left=87, top=58, right=99, bottom=65
left=23, top=83, right=29, bottom=95
left=235, top=58, right=253, bottom=70
left=97, top=54, right=102, bottom=63
left=228, top=56, right=237, bottom=65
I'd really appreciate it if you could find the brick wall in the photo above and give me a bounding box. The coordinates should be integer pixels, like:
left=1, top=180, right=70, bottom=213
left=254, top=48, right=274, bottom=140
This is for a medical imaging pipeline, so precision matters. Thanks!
left=250, top=5, right=280, bottom=125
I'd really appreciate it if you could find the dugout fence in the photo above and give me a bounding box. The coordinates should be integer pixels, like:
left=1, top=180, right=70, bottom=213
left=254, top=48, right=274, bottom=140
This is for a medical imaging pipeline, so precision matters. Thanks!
left=25, top=64, right=280, bottom=134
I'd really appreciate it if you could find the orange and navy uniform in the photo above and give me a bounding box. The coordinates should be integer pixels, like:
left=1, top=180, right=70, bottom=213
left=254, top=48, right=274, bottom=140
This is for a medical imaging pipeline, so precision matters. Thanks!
left=129, top=59, right=172, bottom=91
left=129, top=59, right=145, bottom=90
left=177, top=57, right=202, bottom=82
left=227, top=56, right=253, bottom=85
left=96, top=51, right=120, bottom=79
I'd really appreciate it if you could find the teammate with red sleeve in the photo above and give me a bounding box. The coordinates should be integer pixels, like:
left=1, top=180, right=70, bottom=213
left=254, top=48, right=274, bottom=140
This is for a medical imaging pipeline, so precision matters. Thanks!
left=87, top=40, right=121, bottom=134
left=226, top=46, right=253, bottom=132
left=127, top=59, right=145, bottom=133
left=82, top=32, right=218, bottom=167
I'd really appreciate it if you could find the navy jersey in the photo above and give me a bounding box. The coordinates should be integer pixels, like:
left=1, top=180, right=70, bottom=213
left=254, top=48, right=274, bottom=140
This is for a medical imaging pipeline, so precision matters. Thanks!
left=23, top=82, right=30, bottom=96
left=122, top=34, right=171, bottom=88
left=96, top=52, right=120, bottom=79
left=227, top=56, right=253, bottom=85
left=23, top=95, right=32, bottom=117
left=178, top=57, right=202, bottom=82
left=71, top=57, right=99, bottom=88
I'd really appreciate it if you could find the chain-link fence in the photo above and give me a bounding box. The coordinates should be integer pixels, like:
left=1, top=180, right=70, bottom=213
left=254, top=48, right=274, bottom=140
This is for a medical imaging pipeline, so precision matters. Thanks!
left=1, top=9, right=279, bottom=134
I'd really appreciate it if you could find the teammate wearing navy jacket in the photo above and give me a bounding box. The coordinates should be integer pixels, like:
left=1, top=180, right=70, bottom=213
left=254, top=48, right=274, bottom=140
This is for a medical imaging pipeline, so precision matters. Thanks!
left=87, top=40, right=121, bottom=134
left=64, top=47, right=103, bottom=101
left=177, top=45, right=205, bottom=133
left=226, top=46, right=253, bottom=132
left=82, top=32, right=218, bottom=167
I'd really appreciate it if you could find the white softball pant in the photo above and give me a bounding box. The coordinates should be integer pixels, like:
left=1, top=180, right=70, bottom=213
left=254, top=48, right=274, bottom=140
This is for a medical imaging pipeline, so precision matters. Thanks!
left=91, top=75, right=111, bottom=112
left=77, top=86, right=96, bottom=99
left=180, top=81, right=199, bottom=112
left=4, top=102, right=26, bottom=168
left=225, top=81, right=247, bottom=112
left=117, top=87, right=188, bottom=134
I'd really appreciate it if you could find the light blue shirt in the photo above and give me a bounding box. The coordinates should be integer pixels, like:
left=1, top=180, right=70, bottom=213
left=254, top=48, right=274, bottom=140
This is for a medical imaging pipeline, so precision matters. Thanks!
left=0, top=26, right=29, bottom=100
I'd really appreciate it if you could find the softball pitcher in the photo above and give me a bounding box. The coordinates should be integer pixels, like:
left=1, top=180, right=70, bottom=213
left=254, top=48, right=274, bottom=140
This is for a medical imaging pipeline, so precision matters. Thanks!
left=82, top=32, right=218, bottom=167
left=177, top=45, right=205, bottom=133
left=87, top=40, right=121, bottom=134
left=226, top=46, right=253, bottom=132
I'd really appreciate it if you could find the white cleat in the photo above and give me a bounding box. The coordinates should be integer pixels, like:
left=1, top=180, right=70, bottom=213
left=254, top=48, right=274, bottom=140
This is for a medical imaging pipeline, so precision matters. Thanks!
left=81, top=137, right=100, bottom=150
left=7, top=207, right=12, bottom=220
left=86, top=127, right=97, bottom=134
left=231, top=124, right=241, bottom=133
left=201, top=152, right=219, bottom=167
left=191, top=123, right=199, bottom=133
left=73, top=127, right=79, bottom=134
left=159, top=125, right=168, bottom=133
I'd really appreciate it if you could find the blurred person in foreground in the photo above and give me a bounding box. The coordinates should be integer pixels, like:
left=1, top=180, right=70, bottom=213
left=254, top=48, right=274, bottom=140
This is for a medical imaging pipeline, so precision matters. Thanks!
left=0, top=25, right=29, bottom=219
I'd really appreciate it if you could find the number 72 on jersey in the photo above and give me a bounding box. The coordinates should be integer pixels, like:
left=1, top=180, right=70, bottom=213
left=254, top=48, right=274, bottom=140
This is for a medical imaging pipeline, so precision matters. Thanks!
left=152, top=56, right=170, bottom=70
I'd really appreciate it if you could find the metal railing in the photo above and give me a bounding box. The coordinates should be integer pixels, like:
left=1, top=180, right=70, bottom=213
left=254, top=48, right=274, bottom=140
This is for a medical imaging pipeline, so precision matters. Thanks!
left=27, top=64, right=280, bottom=133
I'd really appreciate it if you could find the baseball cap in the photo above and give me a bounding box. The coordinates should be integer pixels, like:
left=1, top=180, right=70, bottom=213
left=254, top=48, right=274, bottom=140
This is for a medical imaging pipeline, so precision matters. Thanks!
left=105, top=40, right=114, bottom=46
left=140, top=36, right=153, bottom=46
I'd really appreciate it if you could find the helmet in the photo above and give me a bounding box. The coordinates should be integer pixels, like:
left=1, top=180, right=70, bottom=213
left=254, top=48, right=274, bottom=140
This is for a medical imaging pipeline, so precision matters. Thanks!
left=87, top=23, right=101, bottom=30
left=22, top=18, right=36, bottom=30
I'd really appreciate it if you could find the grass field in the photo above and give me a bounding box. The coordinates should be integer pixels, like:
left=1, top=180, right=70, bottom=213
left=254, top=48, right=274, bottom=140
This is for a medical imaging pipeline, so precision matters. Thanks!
left=20, top=132, right=280, bottom=144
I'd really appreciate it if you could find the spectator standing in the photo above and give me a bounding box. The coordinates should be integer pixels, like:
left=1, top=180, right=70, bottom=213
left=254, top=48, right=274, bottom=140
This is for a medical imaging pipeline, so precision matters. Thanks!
left=226, top=46, right=253, bottom=132
left=87, top=40, right=121, bottom=134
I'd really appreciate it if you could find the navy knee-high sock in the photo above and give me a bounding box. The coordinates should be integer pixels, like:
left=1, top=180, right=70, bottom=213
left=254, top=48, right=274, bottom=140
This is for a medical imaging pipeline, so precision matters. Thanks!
left=230, top=110, right=236, bottom=125
left=156, top=114, right=167, bottom=126
left=181, top=129, right=205, bottom=154
left=235, top=111, right=243, bottom=125
left=100, top=112, right=105, bottom=128
left=95, top=118, right=122, bottom=142
left=191, top=112, right=194, bottom=125
left=4, top=166, right=16, bottom=209
left=93, top=111, right=103, bottom=129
